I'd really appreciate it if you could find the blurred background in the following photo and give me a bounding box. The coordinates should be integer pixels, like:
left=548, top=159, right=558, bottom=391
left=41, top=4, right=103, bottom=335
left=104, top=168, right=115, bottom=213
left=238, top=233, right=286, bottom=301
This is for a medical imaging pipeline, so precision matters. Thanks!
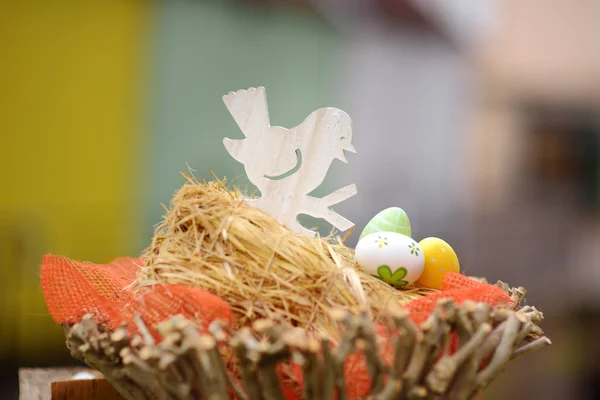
left=1, top=0, right=600, bottom=398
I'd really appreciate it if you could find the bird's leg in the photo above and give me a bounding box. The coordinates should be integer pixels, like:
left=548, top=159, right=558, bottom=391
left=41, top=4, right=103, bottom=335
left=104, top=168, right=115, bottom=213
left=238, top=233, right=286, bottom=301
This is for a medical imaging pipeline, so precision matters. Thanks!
left=300, top=184, right=357, bottom=233
left=319, top=184, right=357, bottom=207
left=287, top=217, right=317, bottom=237
left=243, top=194, right=316, bottom=237
left=320, top=208, right=355, bottom=233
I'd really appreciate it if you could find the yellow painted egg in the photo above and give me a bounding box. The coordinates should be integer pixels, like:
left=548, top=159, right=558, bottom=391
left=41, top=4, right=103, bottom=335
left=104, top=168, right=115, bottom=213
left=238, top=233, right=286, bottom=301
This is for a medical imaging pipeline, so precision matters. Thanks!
left=415, top=237, right=460, bottom=289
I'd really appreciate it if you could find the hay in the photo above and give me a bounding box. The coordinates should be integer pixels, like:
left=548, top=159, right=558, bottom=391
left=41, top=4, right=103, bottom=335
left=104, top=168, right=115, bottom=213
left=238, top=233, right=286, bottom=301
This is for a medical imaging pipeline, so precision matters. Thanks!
left=137, top=174, right=436, bottom=338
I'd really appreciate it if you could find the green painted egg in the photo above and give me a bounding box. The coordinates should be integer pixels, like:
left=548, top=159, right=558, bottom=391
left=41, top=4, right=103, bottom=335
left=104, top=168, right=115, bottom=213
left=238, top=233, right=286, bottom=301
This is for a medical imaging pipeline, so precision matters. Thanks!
left=359, top=207, right=411, bottom=240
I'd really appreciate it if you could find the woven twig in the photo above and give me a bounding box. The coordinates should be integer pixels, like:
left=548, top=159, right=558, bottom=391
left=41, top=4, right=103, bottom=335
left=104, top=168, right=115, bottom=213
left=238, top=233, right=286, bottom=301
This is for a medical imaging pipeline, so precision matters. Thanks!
left=63, top=282, right=550, bottom=400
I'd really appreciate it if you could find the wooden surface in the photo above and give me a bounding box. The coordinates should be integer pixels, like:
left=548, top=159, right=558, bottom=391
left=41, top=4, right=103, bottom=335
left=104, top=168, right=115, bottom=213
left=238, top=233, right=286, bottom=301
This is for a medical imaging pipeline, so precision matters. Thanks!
left=19, top=368, right=103, bottom=400
left=222, top=86, right=357, bottom=236
left=51, top=379, right=125, bottom=400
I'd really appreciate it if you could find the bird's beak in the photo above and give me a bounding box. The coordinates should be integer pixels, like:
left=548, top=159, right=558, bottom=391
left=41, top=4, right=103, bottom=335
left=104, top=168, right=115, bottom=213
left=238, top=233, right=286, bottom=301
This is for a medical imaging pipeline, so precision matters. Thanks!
left=337, top=143, right=356, bottom=163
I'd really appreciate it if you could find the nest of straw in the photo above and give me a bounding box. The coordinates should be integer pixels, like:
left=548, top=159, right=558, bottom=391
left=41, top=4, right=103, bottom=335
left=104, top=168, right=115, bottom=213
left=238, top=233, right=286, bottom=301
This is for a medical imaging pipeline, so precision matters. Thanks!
left=137, top=175, right=435, bottom=338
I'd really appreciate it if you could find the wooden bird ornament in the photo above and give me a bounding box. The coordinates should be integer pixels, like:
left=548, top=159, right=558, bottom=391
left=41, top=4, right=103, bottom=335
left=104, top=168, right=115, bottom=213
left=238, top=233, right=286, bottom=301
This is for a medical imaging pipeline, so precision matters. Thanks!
left=223, top=86, right=357, bottom=237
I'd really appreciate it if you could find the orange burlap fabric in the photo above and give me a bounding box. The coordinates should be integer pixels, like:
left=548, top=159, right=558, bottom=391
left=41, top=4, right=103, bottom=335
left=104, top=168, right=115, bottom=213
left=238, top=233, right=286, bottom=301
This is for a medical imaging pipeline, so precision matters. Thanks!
left=41, top=255, right=511, bottom=399
left=40, top=255, right=233, bottom=338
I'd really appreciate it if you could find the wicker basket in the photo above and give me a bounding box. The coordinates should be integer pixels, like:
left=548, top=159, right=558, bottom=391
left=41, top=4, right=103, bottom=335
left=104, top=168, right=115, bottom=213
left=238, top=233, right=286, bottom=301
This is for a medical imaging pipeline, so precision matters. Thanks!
left=63, top=281, right=548, bottom=400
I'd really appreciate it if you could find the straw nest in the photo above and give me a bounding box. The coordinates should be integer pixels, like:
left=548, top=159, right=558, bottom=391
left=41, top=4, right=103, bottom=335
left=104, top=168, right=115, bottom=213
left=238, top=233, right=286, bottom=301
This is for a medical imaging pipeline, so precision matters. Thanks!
left=137, top=174, right=436, bottom=338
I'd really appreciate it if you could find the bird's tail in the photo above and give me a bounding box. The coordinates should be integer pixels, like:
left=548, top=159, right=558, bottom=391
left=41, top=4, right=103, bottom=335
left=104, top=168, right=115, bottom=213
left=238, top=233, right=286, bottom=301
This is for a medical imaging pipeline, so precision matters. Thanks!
left=222, top=87, right=270, bottom=138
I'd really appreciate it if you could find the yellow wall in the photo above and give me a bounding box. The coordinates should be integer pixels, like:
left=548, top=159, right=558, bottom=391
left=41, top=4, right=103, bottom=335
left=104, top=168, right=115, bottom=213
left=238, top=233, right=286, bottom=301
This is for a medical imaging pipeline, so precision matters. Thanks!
left=0, top=3, right=149, bottom=358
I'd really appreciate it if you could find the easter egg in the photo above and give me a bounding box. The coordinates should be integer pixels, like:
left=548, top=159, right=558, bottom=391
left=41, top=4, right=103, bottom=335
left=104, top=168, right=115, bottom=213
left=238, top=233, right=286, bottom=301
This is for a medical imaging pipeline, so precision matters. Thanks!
left=359, top=207, right=412, bottom=240
left=415, top=237, right=460, bottom=289
left=355, top=231, right=424, bottom=287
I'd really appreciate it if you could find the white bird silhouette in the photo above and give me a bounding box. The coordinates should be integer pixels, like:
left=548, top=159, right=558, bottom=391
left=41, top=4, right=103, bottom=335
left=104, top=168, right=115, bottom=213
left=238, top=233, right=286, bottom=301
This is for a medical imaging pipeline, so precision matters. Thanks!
left=223, top=87, right=357, bottom=236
